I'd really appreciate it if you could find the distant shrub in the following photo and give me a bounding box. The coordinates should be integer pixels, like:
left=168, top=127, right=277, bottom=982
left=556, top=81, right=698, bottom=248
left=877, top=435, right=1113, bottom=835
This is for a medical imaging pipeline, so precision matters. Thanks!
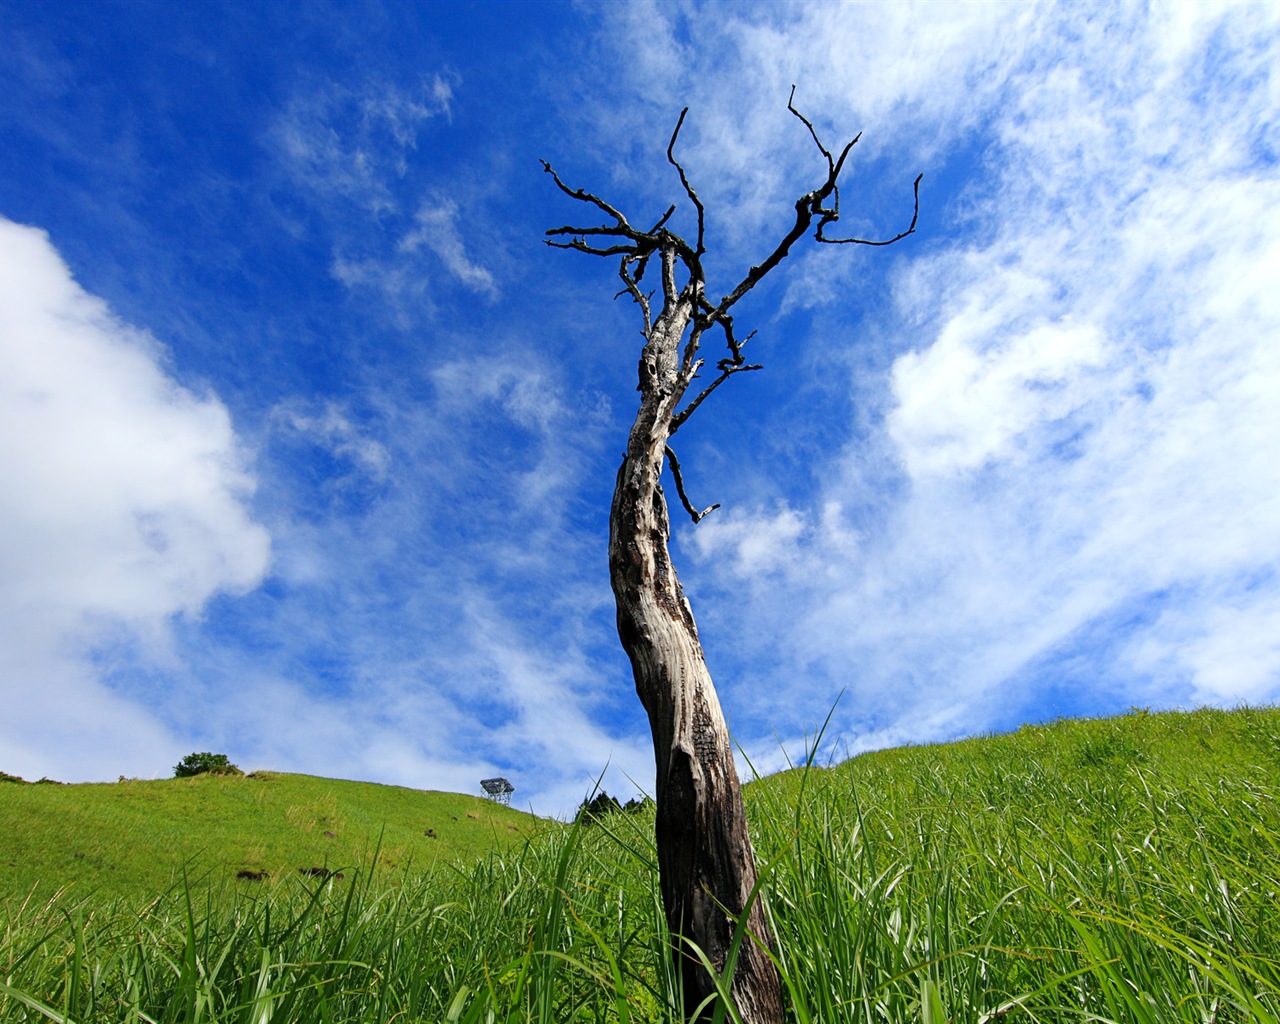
left=174, top=752, right=241, bottom=778
left=575, top=792, right=622, bottom=823
left=574, top=791, right=653, bottom=824
left=0, top=772, right=64, bottom=784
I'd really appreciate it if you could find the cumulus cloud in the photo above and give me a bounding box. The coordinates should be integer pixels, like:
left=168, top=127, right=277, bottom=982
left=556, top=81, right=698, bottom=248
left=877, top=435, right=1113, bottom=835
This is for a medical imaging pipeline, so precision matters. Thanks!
left=0, top=217, right=270, bottom=780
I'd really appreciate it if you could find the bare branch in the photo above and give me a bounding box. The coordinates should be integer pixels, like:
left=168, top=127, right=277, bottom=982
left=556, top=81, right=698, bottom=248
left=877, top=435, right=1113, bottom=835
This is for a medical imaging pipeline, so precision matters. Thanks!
left=619, top=256, right=652, bottom=336
left=717, top=320, right=756, bottom=367
left=703, top=91, right=913, bottom=328
left=667, top=108, right=706, bottom=256
left=678, top=319, right=703, bottom=383
left=787, top=85, right=861, bottom=184
left=540, top=159, right=632, bottom=227
left=661, top=246, right=679, bottom=305
left=651, top=205, right=677, bottom=233
left=670, top=362, right=763, bottom=434
left=665, top=445, right=720, bottom=523
left=544, top=238, right=640, bottom=257
left=787, top=84, right=833, bottom=177
left=816, top=173, right=923, bottom=246
left=708, top=194, right=816, bottom=320
left=831, top=136, right=861, bottom=180
left=544, top=223, right=636, bottom=239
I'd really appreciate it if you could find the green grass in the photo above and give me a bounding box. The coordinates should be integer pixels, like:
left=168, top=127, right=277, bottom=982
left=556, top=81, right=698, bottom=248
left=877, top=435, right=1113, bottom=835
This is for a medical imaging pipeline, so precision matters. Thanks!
left=0, top=771, right=533, bottom=903
left=750, top=705, right=1280, bottom=1023
left=2, top=705, right=1278, bottom=1023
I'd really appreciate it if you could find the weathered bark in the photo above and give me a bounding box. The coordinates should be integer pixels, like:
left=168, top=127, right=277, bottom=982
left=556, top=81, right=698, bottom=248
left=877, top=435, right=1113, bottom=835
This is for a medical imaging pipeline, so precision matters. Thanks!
left=608, top=300, right=783, bottom=1022
left=543, top=91, right=919, bottom=1024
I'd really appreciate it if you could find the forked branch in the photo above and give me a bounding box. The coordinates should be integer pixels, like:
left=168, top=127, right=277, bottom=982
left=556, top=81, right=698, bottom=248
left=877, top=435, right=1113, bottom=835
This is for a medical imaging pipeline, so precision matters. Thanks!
left=671, top=359, right=762, bottom=435
left=786, top=84, right=861, bottom=183
left=706, top=87, right=920, bottom=324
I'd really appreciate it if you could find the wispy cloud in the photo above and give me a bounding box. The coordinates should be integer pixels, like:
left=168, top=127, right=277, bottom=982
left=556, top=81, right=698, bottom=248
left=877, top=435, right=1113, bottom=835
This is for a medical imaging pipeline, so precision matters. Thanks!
left=272, top=399, right=390, bottom=484
left=270, top=73, right=498, bottom=312
left=159, top=339, right=641, bottom=813
left=271, top=74, right=454, bottom=210
left=4, top=2, right=1276, bottom=816
left=641, top=3, right=1280, bottom=758
left=399, top=198, right=497, bottom=299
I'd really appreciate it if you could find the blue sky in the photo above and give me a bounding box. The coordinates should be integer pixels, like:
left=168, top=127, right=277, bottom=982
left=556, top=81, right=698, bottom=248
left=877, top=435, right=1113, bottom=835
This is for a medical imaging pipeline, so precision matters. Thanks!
left=2, top=2, right=1277, bottom=816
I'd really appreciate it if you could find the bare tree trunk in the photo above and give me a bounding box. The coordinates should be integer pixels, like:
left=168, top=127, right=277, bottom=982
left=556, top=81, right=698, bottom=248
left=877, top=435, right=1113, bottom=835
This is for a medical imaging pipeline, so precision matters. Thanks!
left=608, top=309, right=783, bottom=1023
left=543, top=90, right=919, bottom=1024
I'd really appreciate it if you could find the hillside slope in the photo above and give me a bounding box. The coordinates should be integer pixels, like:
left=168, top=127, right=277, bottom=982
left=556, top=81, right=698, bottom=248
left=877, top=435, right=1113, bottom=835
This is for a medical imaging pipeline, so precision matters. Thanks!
left=763, top=702, right=1280, bottom=803
left=0, top=770, right=536, bottom=901
left=1, top=707, right=1277, bottom=1023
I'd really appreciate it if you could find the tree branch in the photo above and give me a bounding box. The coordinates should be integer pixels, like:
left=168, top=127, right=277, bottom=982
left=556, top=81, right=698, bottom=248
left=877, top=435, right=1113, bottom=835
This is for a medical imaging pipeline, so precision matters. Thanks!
left=543, top=92, right=921, bottom=494
left=670, top=362, right=762, bottom=434
left=815, top=173, right=923, bottom=246
left=667, top=108, right=706, bottom=257
left=704, top=87, right=916, bottom=326
left=665, top=445, right=720, bottom=523
left=544, top=238, right=641, bottom=257
left=787, top=84, right=834, bottom=178
left=541, top=159, right=632, bottom=228
left=619, top=256, right=653, bottom=336
left=651, top=204, right=677, bottom=234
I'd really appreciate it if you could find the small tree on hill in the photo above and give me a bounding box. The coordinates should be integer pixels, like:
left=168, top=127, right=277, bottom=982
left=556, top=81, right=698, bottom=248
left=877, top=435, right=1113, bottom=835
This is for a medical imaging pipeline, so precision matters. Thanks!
left=575, top=791, right=623, bottom=823
left=174, top=752, right=241, bottom=778
left=543, top=90, right=918, bottom=1023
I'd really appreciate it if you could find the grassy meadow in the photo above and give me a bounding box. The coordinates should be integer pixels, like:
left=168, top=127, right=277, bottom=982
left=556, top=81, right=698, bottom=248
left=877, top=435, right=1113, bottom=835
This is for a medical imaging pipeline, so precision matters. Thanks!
left=2, top=706, right=1278, bottom=1023
left=0, top=771, right=532, bottom=902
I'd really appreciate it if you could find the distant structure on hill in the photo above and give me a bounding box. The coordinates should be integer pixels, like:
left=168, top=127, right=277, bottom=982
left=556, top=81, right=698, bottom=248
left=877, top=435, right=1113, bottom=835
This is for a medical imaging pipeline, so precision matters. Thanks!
left=480, top=777, right=514, bottom=805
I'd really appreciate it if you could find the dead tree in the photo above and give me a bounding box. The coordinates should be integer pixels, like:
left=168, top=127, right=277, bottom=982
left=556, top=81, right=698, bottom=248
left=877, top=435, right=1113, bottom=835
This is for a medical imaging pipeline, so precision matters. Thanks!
left=544, top=90, right=919, bottom=1024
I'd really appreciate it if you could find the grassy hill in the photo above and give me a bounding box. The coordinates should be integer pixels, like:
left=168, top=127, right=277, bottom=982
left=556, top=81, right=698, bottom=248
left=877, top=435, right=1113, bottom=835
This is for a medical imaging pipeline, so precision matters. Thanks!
left=764, top=700, right=1280, bottom=810
left=0, top=769, right=535, bottom=902
left=2, top=705, right=1277, bottom=1023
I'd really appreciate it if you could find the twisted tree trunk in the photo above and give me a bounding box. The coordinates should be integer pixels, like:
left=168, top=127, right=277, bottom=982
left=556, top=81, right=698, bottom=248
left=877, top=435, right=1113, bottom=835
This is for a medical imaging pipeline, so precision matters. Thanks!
left=608, top=304, right=782, bottom=1022
left=543, top=90, right=919, bottom=1024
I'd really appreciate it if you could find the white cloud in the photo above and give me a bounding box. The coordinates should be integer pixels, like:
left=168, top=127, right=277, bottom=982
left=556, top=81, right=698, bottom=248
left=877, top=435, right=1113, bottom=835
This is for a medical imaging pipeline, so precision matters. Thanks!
left=660, top=4, right=1280, bottom=755
left=271, top=73, right=496, bottom=314
left=176, top=338, right=639, bottom=813
left=400, top=198, right=498, bottom=298
left=0, top=217, right=270, bottom=780
left=578, top=2, right=1032, bottom=252
left=890, top=314, right=1108, bottom=477
left=272, top=75, right=454, bottom=210
left=274, top=399, right=390, bottom=482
